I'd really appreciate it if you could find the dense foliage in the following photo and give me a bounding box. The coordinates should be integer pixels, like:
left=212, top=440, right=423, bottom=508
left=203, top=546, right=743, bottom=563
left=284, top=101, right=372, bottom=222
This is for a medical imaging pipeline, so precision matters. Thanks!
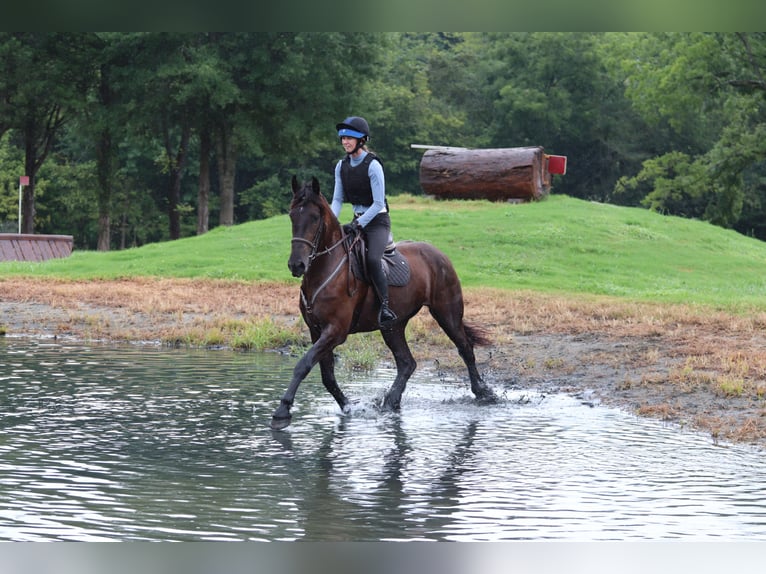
left=1, top=32, right=765, bottom=248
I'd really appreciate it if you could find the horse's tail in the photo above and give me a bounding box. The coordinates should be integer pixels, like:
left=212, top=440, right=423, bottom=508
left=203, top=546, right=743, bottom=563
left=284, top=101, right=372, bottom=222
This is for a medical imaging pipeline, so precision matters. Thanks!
left=465, top=322, right=491, bottom=347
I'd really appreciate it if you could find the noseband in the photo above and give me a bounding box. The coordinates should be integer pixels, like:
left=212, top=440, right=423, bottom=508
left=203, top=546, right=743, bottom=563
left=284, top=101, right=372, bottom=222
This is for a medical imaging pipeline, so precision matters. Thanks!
left=291, top=214, right=352, bottom=273
left=291, top=219, right=324, bottom=266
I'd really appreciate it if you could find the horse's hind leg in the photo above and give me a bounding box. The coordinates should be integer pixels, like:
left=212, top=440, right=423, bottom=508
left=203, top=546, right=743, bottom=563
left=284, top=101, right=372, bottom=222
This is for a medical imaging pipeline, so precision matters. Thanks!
left=429, top=302, right=496, bottom=402
left=380, top=323, right=417, bottom=411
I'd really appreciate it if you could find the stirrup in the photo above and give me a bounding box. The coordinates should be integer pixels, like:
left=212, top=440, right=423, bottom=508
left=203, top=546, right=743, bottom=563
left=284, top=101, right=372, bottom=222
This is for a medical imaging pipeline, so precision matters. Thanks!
left=379, top=303, right=397, bottom=327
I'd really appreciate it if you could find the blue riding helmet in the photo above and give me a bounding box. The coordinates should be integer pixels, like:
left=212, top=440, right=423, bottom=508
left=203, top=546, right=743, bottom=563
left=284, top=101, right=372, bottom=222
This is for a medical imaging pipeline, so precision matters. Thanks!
left=336, top=116, right=370, bottom=140
left=338, top=127, right=366, bottom=138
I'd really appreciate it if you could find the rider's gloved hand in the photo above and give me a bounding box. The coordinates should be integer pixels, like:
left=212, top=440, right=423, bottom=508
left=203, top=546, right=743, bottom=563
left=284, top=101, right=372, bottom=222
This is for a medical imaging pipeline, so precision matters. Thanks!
left=343, top=220, right=361, bottom=236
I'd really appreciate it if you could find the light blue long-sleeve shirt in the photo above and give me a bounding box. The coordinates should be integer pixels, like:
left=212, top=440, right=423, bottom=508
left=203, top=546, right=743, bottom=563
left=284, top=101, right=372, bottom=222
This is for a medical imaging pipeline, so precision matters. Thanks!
left=331, top=151, right=386, bottom=228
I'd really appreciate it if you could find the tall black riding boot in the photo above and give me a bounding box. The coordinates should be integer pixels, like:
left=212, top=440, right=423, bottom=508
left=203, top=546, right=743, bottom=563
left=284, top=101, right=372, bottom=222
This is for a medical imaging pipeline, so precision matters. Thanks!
left=370, top=266, right=397, bottom=328
left=379, top=298, right=397, bottom=327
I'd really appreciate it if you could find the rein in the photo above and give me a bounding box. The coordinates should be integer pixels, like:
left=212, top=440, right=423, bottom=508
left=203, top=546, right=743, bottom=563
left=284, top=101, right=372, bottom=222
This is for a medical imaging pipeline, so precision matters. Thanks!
left=292, top=219, right=361, bottom=316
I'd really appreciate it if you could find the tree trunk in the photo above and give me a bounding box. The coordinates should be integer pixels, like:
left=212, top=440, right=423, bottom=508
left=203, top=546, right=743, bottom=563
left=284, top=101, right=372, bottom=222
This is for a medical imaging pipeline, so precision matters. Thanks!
left=21, top=105, right=63, bottom=234
left=166, top=124, right=191, bottom=240
left=418, top=146, right=552, bottom=202
left=168, top=170, right=182, bottom=240
left=120, top=212, right=127, bottom=250
left=21, top=182, right=35, bottom=235
left=96, top=66, right=114, bottom=251
left=96, top=129, right=113, bottom=251
left=197, top=127, right=211, bottom=235
left=97, top=214, right=111, bottom=251
left=22, top=147, right=37, bottom=235
left=215, top=122, right=237, bottom=227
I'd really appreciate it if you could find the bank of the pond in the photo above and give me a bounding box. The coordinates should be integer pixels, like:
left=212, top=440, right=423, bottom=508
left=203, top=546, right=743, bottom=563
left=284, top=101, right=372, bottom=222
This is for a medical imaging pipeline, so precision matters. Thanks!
left=2, top=277, right=765, bottom=448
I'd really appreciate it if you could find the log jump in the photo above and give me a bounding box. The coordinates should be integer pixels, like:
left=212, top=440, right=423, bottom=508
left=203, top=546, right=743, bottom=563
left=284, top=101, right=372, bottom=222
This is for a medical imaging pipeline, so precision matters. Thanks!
left=414, top=145, right=566, bottom=202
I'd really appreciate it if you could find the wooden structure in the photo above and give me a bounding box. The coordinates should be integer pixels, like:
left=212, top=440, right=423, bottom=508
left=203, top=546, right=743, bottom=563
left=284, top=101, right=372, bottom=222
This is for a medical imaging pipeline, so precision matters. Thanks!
left=0, top=234, right=74, bottom=262
left=416, top=145, right=562, bottom=202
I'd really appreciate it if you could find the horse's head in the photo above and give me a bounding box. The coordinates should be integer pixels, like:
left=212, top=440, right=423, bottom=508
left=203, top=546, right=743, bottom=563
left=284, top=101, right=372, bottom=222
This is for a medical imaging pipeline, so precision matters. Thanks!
left=287, top=176, right=337, bottom=278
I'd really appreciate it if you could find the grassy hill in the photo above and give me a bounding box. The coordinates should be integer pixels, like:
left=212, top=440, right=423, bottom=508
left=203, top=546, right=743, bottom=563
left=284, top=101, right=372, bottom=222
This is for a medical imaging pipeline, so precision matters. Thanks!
left=3, top=194, right=766, bottom=312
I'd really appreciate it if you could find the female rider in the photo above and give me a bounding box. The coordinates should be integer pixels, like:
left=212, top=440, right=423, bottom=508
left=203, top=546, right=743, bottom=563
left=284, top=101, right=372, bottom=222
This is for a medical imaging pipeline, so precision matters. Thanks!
left=331, top=116, right=397, bottom=328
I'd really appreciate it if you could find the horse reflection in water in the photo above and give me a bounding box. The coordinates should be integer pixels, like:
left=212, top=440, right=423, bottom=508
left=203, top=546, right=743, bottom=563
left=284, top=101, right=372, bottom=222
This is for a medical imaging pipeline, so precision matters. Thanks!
left=271, top=414, right=483, bottom=541
left=271, top=177, right=496, bottom=430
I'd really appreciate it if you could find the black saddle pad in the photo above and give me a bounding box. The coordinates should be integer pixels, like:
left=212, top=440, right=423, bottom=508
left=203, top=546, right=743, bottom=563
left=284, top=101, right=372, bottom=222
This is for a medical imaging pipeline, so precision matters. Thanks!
left=350, top=241, right=411, bottom=287
left=381, top=247, right=411, bottom=287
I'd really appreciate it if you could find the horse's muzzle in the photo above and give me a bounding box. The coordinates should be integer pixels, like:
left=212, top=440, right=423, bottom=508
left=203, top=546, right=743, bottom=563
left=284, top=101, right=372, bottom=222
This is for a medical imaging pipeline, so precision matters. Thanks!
left=288, top=258, right=306, bottom=278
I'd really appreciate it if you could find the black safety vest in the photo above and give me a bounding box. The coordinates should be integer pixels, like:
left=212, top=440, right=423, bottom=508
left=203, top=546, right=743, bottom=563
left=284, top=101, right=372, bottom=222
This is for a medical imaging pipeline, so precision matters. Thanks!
left=340, top=152, right=384, bottom=207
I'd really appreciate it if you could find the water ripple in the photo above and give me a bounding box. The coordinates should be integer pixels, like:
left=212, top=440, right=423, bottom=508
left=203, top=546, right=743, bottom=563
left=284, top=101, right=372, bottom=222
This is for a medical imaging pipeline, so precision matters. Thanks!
left=1, top=338, right=765, bottom=541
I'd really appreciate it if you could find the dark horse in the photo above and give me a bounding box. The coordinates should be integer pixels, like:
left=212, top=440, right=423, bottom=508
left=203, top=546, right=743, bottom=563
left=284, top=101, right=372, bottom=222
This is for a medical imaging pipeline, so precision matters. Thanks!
left=271, top=176, right=496, bottom=430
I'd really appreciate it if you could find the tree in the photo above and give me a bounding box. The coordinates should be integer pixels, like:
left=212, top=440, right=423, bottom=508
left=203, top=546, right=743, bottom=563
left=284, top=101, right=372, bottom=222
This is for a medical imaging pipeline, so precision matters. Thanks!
left=0, top=33, right=98, bottom=234
left=8, top=32, right=766, bottom=248
left=460, top=33, right=645, bottom=201
left=363, top=33, right=472, bottom=196
left=100, top=33, right=203, bottom=241
left=608, top=33, right=766, bottom=237
left=0, top=132, right=24, bottom=231
left=86, top=33, right=122, bottom=250
left=205, top=33, right=384, bottom=227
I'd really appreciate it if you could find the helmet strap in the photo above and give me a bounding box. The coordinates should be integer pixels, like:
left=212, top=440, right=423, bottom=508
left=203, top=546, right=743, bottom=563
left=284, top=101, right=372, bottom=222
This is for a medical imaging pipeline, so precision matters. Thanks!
left=352, top=137, right=366, bottom=154
left=341, top=137, right=366, bottom=156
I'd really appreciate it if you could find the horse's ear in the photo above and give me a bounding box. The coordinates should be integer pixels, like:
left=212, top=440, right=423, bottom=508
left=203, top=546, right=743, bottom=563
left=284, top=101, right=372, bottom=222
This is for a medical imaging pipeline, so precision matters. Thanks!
left=311, top=177, right=320, bottom=195
left=291, top=175, right=299, bottom=194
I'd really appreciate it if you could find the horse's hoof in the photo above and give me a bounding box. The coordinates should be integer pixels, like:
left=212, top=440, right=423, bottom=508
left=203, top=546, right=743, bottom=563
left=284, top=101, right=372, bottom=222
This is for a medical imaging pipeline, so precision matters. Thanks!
left=270, top=415, right=292, bottom=431
left=381, top=397, right=401, bottom=412
left=476, top=388, right=499, bottom=404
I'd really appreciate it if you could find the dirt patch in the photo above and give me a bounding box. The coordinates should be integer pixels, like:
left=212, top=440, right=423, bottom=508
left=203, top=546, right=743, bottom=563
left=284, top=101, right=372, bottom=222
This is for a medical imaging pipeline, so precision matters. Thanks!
left=2, top=277, right=766, bottom=448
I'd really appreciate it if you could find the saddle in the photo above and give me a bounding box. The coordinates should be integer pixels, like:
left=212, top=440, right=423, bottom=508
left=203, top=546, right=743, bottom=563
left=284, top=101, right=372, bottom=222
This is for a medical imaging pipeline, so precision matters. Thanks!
left=349, top=236, right=411, bottom=287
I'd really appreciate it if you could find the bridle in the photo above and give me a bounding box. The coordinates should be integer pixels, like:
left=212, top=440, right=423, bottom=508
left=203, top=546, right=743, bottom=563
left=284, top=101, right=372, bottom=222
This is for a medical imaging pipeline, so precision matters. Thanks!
left=290, top=217, right=325, bottom=271
left=290, top=204, right=361, bottom=316
left=290, top=216, right=352, bottom=271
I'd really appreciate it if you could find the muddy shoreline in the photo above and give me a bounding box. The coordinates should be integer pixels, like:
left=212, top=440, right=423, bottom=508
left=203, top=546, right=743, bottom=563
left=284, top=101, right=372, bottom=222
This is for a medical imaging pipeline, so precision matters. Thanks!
left=2, top=277, right=765, bottom=449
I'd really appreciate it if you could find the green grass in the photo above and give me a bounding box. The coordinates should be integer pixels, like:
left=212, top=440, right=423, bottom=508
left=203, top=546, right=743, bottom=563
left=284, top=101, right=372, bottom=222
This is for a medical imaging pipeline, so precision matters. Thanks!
left=0, top=214, right=289, bottom=281
left=161, top=317, right=303, bottom=351
left=3, top=194, right=766, bottom=312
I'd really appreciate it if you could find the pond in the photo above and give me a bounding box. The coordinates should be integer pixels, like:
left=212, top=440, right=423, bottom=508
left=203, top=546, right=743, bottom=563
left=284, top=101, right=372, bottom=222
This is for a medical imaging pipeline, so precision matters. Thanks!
left=1, top=337, right=765, bottom=541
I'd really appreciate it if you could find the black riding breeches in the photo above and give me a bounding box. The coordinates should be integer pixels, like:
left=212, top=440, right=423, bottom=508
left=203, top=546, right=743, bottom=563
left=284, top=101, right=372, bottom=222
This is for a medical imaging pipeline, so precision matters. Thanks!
left=361, top=212, right=391, bottom=302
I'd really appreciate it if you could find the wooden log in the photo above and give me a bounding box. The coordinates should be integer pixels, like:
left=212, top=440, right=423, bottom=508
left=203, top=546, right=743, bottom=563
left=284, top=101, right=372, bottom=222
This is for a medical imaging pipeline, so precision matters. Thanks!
left=417, top=146, right=551, bottom=202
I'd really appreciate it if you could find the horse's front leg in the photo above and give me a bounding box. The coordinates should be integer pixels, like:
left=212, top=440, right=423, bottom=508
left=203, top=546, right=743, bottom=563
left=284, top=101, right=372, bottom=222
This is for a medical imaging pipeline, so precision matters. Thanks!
left=270, top=329, right=343, bottom=430
left=319, top=354, right=350, bottom=413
